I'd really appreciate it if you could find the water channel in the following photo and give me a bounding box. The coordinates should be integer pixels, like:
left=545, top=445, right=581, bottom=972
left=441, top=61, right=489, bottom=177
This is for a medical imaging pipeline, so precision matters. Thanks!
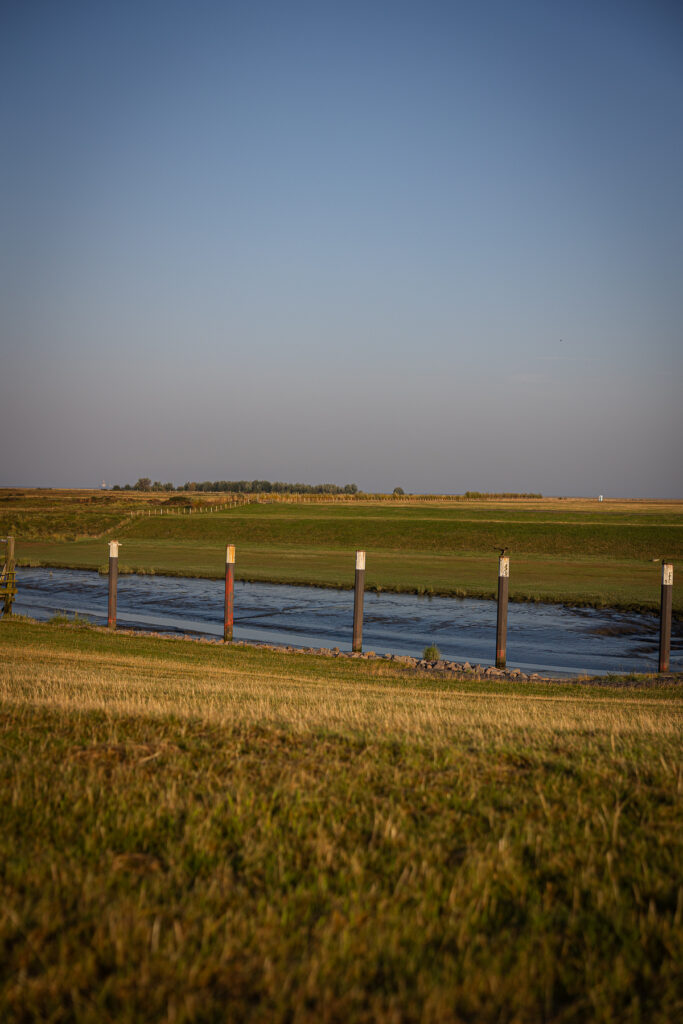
left=13, top=567, right=682, bottom=677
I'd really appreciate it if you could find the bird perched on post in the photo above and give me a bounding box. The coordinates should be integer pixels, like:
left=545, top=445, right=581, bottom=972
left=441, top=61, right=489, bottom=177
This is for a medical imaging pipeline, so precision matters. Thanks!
left=498, top=547, right=509, bottom=556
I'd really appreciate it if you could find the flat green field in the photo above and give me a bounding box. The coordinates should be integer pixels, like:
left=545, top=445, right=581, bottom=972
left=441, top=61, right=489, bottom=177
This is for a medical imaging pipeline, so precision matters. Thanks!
left=1, top=618, right=681, bottom=1021
left=6, top=489, right=681, bottom=613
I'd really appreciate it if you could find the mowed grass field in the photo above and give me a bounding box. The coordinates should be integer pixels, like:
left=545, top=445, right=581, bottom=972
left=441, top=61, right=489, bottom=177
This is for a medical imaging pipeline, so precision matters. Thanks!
left=5, top=489, right=682, bottom=612
left=1, top=618, right=682, bottom=1022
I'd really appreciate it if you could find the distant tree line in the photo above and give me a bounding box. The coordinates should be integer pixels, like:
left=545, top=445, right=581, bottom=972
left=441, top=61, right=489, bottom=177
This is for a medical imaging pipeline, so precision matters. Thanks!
left=462, top=491, right=542, bottom=499
left=182, top=480, right=360, bottom=494
left=113, top=478, right=359, bottom=494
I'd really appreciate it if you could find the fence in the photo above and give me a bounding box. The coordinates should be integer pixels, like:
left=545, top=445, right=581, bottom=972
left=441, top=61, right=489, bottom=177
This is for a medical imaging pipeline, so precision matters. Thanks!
left=125, top=492, right=550, bottom=517
left=0, top=536, right=16, bottom=617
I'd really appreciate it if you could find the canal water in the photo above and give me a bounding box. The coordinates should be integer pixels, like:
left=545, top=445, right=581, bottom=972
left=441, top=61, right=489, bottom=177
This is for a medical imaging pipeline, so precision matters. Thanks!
left=12, top=567, right=682, bottom=677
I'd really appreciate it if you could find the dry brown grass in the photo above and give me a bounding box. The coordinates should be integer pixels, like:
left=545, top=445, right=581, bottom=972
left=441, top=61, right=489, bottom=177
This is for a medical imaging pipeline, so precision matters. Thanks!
left=3, top=635, right=681, bottom=748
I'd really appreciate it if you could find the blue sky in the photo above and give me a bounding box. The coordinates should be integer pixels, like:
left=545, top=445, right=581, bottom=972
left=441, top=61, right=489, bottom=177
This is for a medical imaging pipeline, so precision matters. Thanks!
left=2, top=0, right=682, bottom=495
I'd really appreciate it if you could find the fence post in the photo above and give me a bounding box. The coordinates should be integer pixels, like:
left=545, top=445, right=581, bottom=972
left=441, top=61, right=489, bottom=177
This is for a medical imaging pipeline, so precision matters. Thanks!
left=659, top=562, right=673, bottom=672
left=496, top=553, right=509, bottom=668
left=108, top=540, right=119, bottom=630
left=2, top=536, right=16, bottom=617
left=224, top=544, right=235, bottom=642
left=352, top=550, right=365, bottom=652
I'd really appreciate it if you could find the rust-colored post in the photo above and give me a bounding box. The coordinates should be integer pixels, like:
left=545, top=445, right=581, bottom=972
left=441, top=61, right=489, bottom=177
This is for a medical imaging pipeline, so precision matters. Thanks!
left=108, top=540, right=119, bottom=630
left=352, top=550, right=365, bottom=652
left=495, top=554, right=509, bottom=669
left=659, top=563, right=673, bottom=673
left=224, top=544, right=235, bottom=642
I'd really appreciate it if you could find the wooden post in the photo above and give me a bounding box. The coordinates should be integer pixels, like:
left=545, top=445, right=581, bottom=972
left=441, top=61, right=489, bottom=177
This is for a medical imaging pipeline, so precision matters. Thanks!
left=108, top=540, right=119, bottom=630
left=496, top=554, right=509, bottom=669
left=659, top=563, right=673, bottom=673
left=352, top=550, right=365, bottom=652
left=2, top=536, right=16, bottom=617
left=224, top=544, right=235, bottom=642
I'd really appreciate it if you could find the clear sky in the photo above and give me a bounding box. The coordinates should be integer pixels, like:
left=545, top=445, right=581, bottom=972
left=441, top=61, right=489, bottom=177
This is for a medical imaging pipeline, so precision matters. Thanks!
left=2, top=0, right=682, bottom=496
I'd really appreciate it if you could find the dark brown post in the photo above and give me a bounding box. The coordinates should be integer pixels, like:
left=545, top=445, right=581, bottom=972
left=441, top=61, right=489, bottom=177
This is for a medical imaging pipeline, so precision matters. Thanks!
left=659, top=562, right=673, bottom=673
left=2, top=536, right=16, bottom=617
left=495, top=554, right=509, bottom=669
left=224, top=544, right=235, bottom=642
left=352, top=550, right=365, bottom=652
left=108, top=540, right=119, bottom=630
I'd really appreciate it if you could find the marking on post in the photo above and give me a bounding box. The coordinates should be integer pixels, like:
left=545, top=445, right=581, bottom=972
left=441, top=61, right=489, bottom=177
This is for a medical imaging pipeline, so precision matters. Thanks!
left=663, top=563, right=673, bottom=586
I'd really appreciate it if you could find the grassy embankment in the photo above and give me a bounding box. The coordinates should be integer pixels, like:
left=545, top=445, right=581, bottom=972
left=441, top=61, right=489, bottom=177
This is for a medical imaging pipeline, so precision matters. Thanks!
left=1, top=617, right=682, bottom=1021
left=5, top=489, right=682, bottom=613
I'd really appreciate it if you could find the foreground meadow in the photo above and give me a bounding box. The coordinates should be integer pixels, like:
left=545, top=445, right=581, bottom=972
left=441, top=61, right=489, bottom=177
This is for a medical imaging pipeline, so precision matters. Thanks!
left=1, top=619, right=681, bottom=1022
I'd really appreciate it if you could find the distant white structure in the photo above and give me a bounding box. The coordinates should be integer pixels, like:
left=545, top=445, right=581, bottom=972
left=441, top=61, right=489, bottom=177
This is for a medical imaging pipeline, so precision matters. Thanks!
left=598, top=495, right=604, bottom=502
left=101, top=480, right=107, bottom=490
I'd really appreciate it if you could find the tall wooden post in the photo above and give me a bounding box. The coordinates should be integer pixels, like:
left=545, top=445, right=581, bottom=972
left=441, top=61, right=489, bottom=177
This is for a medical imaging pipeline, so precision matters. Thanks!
left=352, top=550, right=365, bottom=653
left=659, top=563, right=673, bottom=673
left=224, top=544, right=235, bottom=642
left=495, top=554, right=509, bottom=669
left=2, top=536, right=16, bottom=617
left=108, top=540, right=119, bottom=630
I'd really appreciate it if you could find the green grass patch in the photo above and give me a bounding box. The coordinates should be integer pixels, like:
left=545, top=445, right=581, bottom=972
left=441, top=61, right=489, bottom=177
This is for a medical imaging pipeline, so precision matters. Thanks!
left=124, top=500, right=683, bottom=560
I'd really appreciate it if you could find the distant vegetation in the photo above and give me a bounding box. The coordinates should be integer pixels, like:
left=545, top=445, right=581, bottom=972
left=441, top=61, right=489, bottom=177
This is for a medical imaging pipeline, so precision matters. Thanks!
left=462, top=490, right=543, bottom=499
left=112, top=478, right=542, bottom=498
left=114, top=478, right=360, bottom=494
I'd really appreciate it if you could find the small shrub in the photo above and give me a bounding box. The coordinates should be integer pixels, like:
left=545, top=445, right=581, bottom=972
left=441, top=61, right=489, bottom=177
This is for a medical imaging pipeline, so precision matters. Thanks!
left=47, top=613, right=71, bottom=625
left=47, top=612, right=91, bottom=628
left=422, top=644, right=440, bottom=661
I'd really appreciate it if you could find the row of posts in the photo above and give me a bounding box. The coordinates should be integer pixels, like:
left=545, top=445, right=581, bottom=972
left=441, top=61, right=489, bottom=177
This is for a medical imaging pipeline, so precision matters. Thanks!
left=105, top=543, right=675, bottom=672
